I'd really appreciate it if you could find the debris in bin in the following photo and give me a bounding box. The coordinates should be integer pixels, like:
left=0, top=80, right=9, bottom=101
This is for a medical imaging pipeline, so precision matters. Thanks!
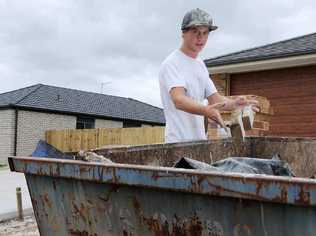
left=174, top=154, right=295, bottom=177
left=75, top=150, right=113, bottom=164
left=174, top=157, right=219, bottom=172
left=32, top=140, right=74, bottom=159
left=212, top=155, right=295, bottom=176
left=32, top=140, right=113, bottom=164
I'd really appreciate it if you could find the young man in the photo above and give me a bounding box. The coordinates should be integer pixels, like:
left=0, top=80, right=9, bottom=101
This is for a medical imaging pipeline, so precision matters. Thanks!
left=159, top=8, right=258, bottom=143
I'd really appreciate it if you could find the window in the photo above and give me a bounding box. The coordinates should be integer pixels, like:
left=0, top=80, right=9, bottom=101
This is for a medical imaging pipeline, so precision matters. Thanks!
left=76, top=117, right=95, bottom=129
left=123, top=120, right=142, bottom=128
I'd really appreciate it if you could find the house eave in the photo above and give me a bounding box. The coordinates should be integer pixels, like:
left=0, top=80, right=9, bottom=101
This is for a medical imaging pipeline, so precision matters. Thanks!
left=207, top=53, right=316, bottom=74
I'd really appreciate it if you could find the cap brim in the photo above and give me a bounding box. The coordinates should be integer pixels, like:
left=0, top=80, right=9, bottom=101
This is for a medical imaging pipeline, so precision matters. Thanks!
left=182, top=23, right=218, bottom=32
left=209, top=25, right=218, bottom=31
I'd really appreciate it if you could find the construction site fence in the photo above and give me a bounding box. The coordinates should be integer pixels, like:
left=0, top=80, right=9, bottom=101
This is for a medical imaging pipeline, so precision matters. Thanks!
left=45, top=126, right=165, bottom=152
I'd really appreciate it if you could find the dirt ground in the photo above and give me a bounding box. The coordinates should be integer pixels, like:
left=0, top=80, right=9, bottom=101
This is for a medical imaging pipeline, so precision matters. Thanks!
left=0, top=215, right=39, bottom=236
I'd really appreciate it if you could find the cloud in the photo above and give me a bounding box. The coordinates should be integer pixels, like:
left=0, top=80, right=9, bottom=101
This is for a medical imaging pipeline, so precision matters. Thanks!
left=0, top=0, right=315, bottom=107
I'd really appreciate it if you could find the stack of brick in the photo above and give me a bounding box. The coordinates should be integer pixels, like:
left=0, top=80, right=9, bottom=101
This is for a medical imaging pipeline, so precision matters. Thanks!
left=207, top=95, right=273, bottom=139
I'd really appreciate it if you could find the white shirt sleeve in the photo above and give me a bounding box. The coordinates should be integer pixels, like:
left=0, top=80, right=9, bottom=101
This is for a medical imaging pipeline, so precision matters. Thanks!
left=160, top=63, right=186, bottom=93
left=205, top=74, right=217, bottom=98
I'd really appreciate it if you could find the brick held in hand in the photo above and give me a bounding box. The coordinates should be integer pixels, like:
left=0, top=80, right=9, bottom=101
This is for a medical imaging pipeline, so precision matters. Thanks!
left=242, top=105, right=255, bottom=131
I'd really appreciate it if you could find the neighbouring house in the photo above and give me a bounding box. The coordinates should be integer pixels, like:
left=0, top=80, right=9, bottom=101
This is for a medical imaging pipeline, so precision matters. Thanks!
left=205, top=32, right=316, bottom=137
left=0, top=84, right=165, bottom=163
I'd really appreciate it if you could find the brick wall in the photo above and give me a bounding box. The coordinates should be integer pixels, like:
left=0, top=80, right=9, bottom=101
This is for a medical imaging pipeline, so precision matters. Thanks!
left=211, top=74, right=230, bottom=96
left=230, top=65, right=316, bottom=137
left=95, top=119, right=123, bottom=128
left=0, top=109, right=15, bottom=164
left=211, top=74, right=225, bottom=95
left=16, top=110, right=76, bottom=157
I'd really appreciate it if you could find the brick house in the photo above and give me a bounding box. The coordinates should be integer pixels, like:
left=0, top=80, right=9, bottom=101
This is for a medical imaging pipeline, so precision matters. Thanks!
left=0, top=84, right=165, bottom=163
left=205, top=32, right=316, bottom=137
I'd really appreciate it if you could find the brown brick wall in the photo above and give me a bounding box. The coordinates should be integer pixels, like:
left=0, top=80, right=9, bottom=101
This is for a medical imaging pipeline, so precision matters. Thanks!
left=211, top=74, right=230, bottom=96
left=230, top=65, right=316, bottom=137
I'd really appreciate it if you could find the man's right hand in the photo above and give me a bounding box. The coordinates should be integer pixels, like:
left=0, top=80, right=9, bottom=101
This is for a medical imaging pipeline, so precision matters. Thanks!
left=202, top=102, right=226, bottom=128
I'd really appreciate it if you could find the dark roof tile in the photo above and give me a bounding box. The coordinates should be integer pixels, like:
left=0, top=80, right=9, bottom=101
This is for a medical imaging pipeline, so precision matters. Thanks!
left=0, top=84, right=165, bottom=124
left=205, top=32, right=316, bottom=67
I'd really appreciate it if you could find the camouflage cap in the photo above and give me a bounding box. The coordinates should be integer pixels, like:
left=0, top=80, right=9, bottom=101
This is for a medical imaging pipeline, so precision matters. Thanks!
left=181, top=8, right=218, bottom=32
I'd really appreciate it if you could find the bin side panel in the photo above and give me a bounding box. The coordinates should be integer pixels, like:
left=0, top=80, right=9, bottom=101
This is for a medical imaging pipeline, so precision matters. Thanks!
left=26, top=174, right=316, bottom=236
left=253, top=137, right=316, bottom=177
left=94, top=140, right=251, bottom=167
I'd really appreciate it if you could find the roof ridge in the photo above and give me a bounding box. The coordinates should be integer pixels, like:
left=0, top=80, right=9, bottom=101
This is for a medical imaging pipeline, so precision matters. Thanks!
left=127, top=97, right=163, bottom=110
left=205, top=32, right=316, bottom=63
left=0, top=84, right=42, bottom=97
left=14, top=84, right=44, bottom=105
left=39, top=84, right=131, bottom=100
left=39, top=84, right=160, bottom=108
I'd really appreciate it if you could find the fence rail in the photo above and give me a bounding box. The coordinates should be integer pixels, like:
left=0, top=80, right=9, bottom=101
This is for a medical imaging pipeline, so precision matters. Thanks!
left=45, top=127, right=165, bottom=152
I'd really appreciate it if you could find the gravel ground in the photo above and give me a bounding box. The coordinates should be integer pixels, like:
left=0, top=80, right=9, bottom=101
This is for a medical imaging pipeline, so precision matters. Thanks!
left=0, top=215, right=39, bottom=236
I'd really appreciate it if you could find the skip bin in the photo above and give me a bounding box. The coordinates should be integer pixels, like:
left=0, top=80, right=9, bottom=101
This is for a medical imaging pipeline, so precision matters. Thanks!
left=9, top=137, right=316, bottom=236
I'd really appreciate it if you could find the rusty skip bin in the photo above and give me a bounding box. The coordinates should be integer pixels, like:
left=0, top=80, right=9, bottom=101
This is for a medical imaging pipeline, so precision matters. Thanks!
left=9, top=153, right=316, bottom=236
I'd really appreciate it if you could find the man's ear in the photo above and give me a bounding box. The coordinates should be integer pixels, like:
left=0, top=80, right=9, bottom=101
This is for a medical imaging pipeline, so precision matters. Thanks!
left=182, top=29, right=188, bottom=36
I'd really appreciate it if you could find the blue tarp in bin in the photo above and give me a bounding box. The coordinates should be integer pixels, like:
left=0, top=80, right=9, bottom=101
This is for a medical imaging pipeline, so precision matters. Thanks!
left=31, top=140, right=73, bottom=160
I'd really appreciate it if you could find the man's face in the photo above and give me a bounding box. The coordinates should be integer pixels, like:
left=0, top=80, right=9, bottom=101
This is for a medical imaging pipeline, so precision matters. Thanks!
left=182, top=26, right=209, bottom=54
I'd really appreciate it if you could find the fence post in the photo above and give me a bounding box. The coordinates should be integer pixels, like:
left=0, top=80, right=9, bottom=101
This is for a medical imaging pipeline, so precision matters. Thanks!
left=16, top=187, right=24, bottom=220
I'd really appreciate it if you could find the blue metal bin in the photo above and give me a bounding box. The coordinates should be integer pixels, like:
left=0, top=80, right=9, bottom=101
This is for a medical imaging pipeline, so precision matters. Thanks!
left=8, top=156, right=316, bottom=235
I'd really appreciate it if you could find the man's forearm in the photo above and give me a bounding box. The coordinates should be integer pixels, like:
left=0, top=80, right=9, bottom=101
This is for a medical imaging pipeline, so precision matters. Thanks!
left=173, top=94, right=206, bottom=116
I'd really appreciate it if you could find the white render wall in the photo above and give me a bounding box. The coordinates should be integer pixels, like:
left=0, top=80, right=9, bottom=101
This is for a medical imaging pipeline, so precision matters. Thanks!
left=95, top=119, right=123, bottom=128
left=16, top=110, right=76, bottom=157
left=0, top=109, right=15, bottom=164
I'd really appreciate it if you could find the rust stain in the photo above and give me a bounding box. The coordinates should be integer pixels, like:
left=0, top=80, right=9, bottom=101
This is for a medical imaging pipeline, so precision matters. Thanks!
left=255, top=180, right=264, bottom=195
left=197, top=175, right=207, bottom=186
left=171, top=215, right=186, bottom=236
left=188, top=214, right=203, bottom=236
left=171, top=213, right=204, bottom=236
left=280, top=187, right=288, bottom=202
left=189, top=176, right=207, bottom=193
left=98, top=185, right=119, bottom=202
left=133, top=198, right=141, bottom=213
left=123, top=230, right=134, bottom=236
left=43, top=193, right=52, bottom=208
left=133, top=197, right=203, bottom=236
left=151, top=171, right=174, bottom=181
left=72, top=203, right=87, bottom=222
left=296, top=188, right=310, bottom=205
left=133, top=197, right=145, bottom=224
left=112, top=167, right=120, bottom=183
left=79, top=165, right=91, bottom=172
left=243, top=224, right=252, bottom=236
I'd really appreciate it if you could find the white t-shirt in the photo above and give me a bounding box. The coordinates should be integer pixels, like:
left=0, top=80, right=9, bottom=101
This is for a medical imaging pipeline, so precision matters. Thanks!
left=159, top=49, right=217, bottom=143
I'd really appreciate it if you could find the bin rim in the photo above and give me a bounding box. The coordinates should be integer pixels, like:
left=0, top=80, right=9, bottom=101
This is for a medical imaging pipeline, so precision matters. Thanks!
left=9, top=156, right=316, bottom=207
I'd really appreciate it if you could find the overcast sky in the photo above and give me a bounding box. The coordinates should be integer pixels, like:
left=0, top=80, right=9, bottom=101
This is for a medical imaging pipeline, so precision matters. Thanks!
left=1, top=0, right=315, bottom=107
